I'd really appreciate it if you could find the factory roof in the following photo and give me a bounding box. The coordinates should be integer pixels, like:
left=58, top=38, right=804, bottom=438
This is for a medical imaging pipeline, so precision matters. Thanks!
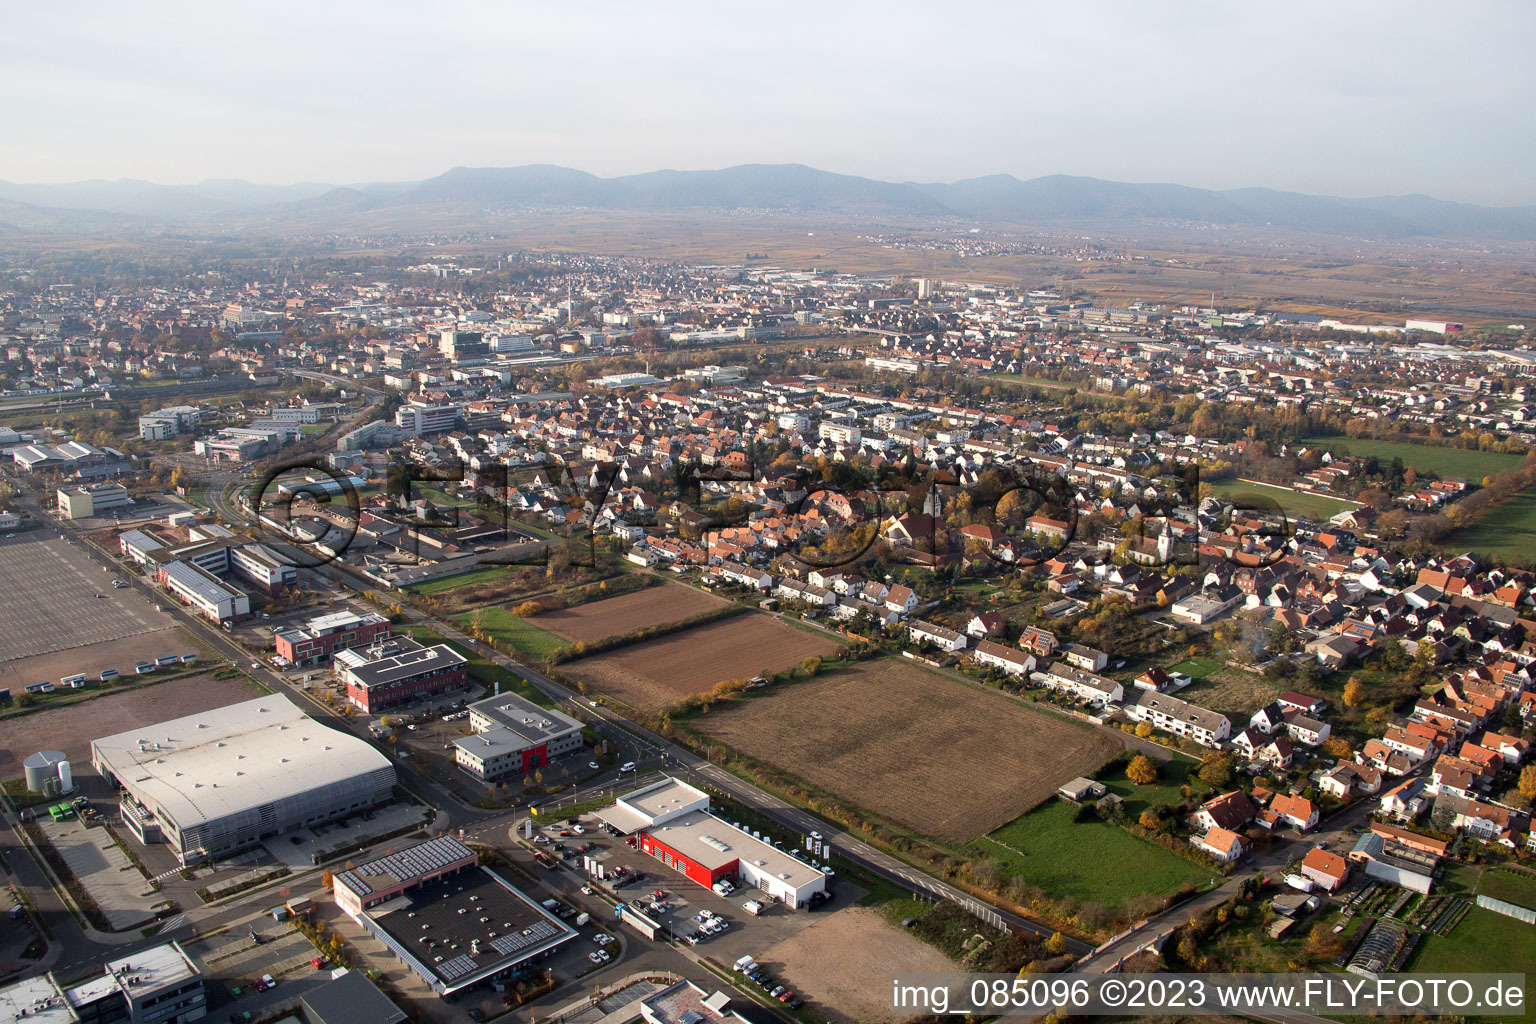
left=90, top=695, right=393, bottom=830
left=467, top=693, right=583, bottom=745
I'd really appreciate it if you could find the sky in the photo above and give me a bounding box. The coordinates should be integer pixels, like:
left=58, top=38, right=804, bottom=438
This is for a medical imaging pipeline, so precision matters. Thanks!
left=5, top=1, right=1535, bottom=205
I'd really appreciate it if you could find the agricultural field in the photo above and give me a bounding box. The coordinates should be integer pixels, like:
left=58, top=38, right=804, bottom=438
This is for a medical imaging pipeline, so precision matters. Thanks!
left=1310, top=435, right=1524, bottom=479
left=976, top=798, right=1213, bottom=909
left=692, top=659, right=1121, bottom=842
left=530, top=582, right=728, bottom=644
left=1452, top=489, right=1536, bottom=565
left=563, top=615, right=842, bottom=712
left=1208, top=479, right=1356, bottom=521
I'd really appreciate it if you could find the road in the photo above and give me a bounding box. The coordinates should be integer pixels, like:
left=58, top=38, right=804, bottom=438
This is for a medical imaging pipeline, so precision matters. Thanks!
left=1075, top=784, right=1389, bottom=972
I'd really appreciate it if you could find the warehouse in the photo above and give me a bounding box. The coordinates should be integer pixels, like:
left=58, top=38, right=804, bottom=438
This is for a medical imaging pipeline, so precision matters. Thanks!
left=91, top=695, right=396, bottom=865
left=598, top=778, right=828, bottom=909
left=333, top=836, right=576, bottom=996
left=453, top=693, right=585, bottom=782
left=335, top=636, right=469, bottom=713
left=153, top=560, right=250, bottom=622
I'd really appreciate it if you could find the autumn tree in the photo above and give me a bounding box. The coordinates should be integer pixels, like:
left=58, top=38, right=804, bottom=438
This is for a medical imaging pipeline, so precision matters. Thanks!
left=1520, top=764, right=1536, bottom=802
left=1139, top=809, right=1163, bottom=831
left=1342, top=676, right=1365, bottom=709
left=1127, top=754, right=1159, bottom=785
left=1046, top=932, right=1067, bottom=956
left=1199, top=755, right=1232, bottom=789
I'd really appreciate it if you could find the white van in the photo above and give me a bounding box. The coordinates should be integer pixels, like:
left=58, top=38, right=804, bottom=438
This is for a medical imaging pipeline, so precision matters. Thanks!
left=743, top=899, right=764, bottom=916
left=733, top=955, right=756, bottom=973
left=619, top=761, right=636, bottom=773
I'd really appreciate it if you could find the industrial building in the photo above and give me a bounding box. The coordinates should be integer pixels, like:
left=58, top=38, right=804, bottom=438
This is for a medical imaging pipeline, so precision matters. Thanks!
left=91, top=695, right=395, bottom=866
left=57, top=483, right=131, bottom=520
left=67, top=943, right=205, bottom=1024
left=332, top=836, right=576, bottom=996
left=153, top=560, right=250, bottom=622
left=0, top=942, right=207, bottom=1024
left=598, top=778, right=828, bottom=909
left=336, top=636, right=469, bottom=713
left=453, top=693, right=585, bottom=782
left=274, top=609, right=391, bottom=666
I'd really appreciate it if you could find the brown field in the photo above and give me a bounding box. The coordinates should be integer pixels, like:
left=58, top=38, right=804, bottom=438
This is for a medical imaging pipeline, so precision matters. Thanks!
left=0, top=672, right=261, bottom=780
left=0, top=626, right=211, bottom=695
left=530, top=582, right=728, bottom=644
left=759, top=907, right=955, bottom=1024
left=563, top=615, right=842, bottom=711
left=693, top=659, right=1122, bottom=843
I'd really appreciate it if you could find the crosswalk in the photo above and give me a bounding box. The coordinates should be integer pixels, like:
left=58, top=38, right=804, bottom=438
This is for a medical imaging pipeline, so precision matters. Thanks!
left=150, top=866, right=183, bottom=882
left=159, top=913, right=186, bottom=932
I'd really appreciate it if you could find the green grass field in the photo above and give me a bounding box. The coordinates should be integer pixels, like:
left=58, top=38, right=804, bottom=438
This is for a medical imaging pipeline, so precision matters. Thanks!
left=1453, top=489, right=1536, bottom=564
left=1100, top=755, right=1211, bottom=818
left=1310, top=435, right=1524, bottom=479
left=1209, top=478, right=1356, bottom=520
left=974, top=799, right=1213, bottom=909
left=458, top=605, right=566, bottom=660
left=401, top=626, right=557, bottom=709
left=405, top=565, right=516, bottom=595
left=1407, top=906, right=1535, bottom=1019
left=1473, top=866, right=1536, bottom=910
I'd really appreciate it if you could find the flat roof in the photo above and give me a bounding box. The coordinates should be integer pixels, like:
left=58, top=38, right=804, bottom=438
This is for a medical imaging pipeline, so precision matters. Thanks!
left=369, top=866, right=576, bottom=994
left=91, top=695, right=394, bottom=831
left=342, top=638, right=466, bottom=690
left=0, top=975, right=76, bottom=1024
left=334, top=835, right=476, bottom=900
left=649, top=810, right=825, bottom=890
left=625, top=777, right=709, bottom=822
left=99, top=941, right=200, bottom=998
left=468, top=693, right=583, bottom=745
left=300, top=970, right=406, bottom=1024
left=161, top=559, right=241, bottom=605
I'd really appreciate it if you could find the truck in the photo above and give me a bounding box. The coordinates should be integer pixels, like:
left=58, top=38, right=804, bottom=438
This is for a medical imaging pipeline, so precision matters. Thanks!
left=743, top=899, right=764, bottom=916
left=575, top=912, right=590, bottom=927
left=733, top=955, right=757, bottom=973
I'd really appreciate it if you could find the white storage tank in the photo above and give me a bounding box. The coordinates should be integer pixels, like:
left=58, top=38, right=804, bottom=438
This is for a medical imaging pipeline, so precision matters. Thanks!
left=22, top=750, right=67, bottom=794
left=58, top=760, right=73, bottom=794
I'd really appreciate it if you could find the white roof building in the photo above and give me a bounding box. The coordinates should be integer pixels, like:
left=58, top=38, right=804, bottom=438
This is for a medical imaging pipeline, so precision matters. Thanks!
left=91, top=695, right=395, bottom=865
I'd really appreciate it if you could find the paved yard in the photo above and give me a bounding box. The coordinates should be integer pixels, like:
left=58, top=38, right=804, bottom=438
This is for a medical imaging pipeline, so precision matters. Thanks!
left=38, top=817, right=159, bottom=930
left=0, top=533, right=171, bottom=663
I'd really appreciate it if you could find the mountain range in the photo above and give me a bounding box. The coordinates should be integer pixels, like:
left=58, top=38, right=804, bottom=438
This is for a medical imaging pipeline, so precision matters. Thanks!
left=4, top=163, right=1536, bottom=241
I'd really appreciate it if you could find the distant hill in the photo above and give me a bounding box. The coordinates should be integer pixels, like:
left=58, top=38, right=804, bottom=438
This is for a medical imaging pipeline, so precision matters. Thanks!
left=3, top=164, right=1535, bottom=240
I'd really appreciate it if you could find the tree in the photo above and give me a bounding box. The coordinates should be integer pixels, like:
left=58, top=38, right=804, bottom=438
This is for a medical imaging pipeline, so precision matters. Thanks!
left=1126, top=754, right=1159, bottom=785
left=800, top=656, right=822, bottom=677
left=1135, top=722, right=1153, bottom=739
left=1139, top=809, right=1163, bottom=831
left=1342, top=676, right=1365, bottom=709
left=320, top=868, right=333, bottom=889
left=1046, top=931, right=1067, bottom=956
left=1198, top=755, right=1232, bottom=789
left=1520, top=764, right=1536, bottom=802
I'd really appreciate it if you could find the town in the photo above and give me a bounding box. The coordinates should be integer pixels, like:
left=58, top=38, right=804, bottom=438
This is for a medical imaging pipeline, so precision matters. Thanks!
left=1, top=242, right=1535, bottom=1024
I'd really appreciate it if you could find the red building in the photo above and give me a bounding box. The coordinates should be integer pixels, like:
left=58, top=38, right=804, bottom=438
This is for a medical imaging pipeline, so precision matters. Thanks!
left=275, top=610, right=391, bottom=667
left=336, top=637, right=469, bottom=714
left=639, top=831, right=734, bottom=889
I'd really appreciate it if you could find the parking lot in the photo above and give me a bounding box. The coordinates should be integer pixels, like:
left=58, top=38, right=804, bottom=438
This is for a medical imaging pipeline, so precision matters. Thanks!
left=0, top=532, right=173, bottom=663
left=535, top=813, right=844, bottom=968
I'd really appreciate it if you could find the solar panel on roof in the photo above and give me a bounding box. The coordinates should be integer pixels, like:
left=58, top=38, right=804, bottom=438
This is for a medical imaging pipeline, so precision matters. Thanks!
left=435, top=954, right=479, bottom=981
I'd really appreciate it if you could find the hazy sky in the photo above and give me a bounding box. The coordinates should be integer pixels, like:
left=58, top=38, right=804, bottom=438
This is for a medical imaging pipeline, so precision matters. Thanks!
left=6, top=1, right=1535, bottom=204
